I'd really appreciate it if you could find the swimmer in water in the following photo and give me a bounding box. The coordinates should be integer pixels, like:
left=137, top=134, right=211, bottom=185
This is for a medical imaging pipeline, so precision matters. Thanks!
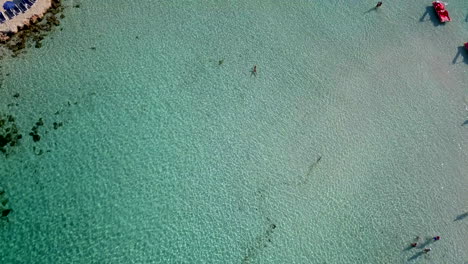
left=251, top=65, right=257, bottom=76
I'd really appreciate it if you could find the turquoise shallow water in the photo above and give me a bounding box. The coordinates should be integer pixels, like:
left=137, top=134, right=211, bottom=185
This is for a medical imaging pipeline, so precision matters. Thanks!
left=1, top=0, right=468, bottom=263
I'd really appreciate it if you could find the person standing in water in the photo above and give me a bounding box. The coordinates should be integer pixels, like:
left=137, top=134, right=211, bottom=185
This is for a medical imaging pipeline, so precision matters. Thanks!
left=251, top=65, right=257, bottom=76
left=376, top=1, right=383, bottom=8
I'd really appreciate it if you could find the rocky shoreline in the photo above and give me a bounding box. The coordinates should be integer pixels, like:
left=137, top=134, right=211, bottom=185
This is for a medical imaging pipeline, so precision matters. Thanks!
left=0, top=0, right=67, bottom=57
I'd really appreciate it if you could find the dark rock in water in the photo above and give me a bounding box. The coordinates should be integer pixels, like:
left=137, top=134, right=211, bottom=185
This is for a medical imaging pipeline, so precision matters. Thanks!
left=1, top=197, right=8, bottom=206
left=36, top=118, right=44, bottom=126
left=48, top=16, right=60, bottom=26
left=1, top=208, right=12, bottom=217
left=74, top=4, right=80, bottom=8
left=13, top=93, right=19, bottom=98
left=33, top=35, right=44, bottom=42
left=53, top=122, right=63, bottom=130
left=0, top=135, right=8, bottom=147
left=31, top=133, right=40, bottom=142
left=0, top=113, right=22, bottom=155
left=0, top=187, right=4, bottom=195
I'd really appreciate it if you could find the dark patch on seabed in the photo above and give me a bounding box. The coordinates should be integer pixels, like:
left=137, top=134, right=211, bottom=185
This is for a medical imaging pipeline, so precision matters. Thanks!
left=0, top=113, right=22, bottom=156
left=30, top=117, right=44, bottom=142
left=242, top=222, right=277, bottom=264
left=0, top=186, right=12, bottom=223
left=0, top=91, right=93, bottom=157
left=242, top=188, right=278, bottom=264
left=242, top=154, right=323, bottom=262
left=0, top=92, right=96, bottom=231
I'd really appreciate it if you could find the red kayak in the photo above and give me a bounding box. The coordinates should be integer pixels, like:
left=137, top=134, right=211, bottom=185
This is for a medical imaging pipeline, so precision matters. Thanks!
left=432, top=1, right=451, bottom=22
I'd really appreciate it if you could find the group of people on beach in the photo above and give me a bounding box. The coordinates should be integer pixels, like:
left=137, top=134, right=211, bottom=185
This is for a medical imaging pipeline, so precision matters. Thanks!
left=409, top=236, right=440, bottom=254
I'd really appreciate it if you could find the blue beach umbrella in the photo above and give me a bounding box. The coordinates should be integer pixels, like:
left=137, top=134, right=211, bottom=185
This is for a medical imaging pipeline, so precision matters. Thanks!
left=3, top=1, right=16, bottom=10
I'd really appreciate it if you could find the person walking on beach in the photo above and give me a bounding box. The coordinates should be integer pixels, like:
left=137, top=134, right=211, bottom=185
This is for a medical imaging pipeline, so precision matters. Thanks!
left=423, top=248, right=432, bottom=253
left=376, top=1, right=383, bottom=8
left=433, top=236, right=440, bottom=241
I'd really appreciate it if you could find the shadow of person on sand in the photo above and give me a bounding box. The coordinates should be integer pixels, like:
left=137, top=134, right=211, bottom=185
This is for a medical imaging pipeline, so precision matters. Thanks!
left=452, top=46, right=468, bottom=65
left=454, top=212, right=468, bottom=221
left=420, top=6, right=443, bottom=27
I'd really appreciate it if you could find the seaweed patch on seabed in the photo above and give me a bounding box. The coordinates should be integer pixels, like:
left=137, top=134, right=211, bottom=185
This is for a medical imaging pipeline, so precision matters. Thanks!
left=242, top=223, right=277, bottom=264
left=242, top=188, right=278, bottom=263
left=0, top=113, right=22, bottom=157
left=30, top=117, right=44, bottom=143
left=0, top=186, right=12, bottom=223
left=0, top=0, right=66, bottom=58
